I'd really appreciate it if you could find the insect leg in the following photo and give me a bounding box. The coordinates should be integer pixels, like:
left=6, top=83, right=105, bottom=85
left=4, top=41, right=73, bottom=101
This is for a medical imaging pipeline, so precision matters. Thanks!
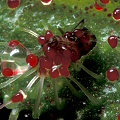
left=71, top=19, right=84, bottom=32
left=58, top=27, right=65, bottom=36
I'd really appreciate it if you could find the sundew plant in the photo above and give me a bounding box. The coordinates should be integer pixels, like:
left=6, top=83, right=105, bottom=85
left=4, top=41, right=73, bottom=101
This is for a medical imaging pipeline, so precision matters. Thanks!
left=0, top=0, right=120, bottom=120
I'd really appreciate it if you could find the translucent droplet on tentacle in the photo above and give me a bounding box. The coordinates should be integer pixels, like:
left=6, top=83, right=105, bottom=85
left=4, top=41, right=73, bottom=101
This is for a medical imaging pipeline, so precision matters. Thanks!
left=11, top=90, right=27, bottom=103
left=0, top=90, right=27, bottom=109
left=1, top=40, right=29, bottom=77
left=8, top=0, right=20, bottom=9
left=1, top=62, right=21, bottom=77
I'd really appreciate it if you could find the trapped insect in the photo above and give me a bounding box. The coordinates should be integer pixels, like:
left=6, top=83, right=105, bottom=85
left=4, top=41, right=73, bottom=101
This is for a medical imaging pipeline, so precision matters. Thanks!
left=0, top=19, right=102, bottom=120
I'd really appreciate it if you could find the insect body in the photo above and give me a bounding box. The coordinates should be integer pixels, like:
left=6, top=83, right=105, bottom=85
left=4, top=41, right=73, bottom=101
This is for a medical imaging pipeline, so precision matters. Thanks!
left=43, top=21, right=97, bottom=63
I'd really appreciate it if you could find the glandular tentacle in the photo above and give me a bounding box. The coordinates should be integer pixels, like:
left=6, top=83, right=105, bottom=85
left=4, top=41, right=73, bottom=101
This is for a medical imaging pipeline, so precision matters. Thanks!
left=9, top=108, right=20, bottom=120
left=64, top=78, right=82, bottom=98
left=0, top=67, right=37, bottom=89
left=79, top=62, right=104, bottom=80
left=32, top=75, right=45, bottom=118
left=0, top=101, right=12, bottom=109
left=69, top=75, right=102, bottom=105
left=0, top=75, right=22, bottom=89
left=0, top=42, right=8, bottom=46
left=53, top=78, right=60, bottom=109
left=25, top=73, right=40, bottom=93
left=22, top=28, right=39, bottom=38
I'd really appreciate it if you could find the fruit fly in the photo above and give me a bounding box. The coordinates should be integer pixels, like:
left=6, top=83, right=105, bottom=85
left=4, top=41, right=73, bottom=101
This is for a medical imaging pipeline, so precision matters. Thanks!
left=43, top=19, right=97, bottom=63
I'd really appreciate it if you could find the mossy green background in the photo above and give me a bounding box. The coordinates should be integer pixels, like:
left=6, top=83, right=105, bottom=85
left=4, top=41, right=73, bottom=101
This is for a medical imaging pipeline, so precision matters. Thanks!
left=0, top=0, right=120, bottom=120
